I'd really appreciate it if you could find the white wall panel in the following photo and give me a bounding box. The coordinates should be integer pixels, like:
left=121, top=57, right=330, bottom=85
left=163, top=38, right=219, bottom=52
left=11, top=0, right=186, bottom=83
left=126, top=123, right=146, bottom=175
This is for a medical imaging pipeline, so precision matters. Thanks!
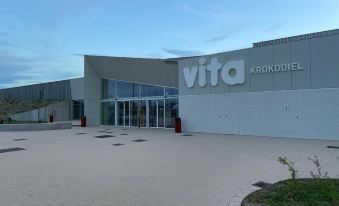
left=180, top=88, right=339, bottom=140
left=300, top=89, right=339, bottom=140
left=238, top=92, right=275, bottom=136
left=179, top=95, right=210, bottom=133
left=208, top=94, right=239, bottom=134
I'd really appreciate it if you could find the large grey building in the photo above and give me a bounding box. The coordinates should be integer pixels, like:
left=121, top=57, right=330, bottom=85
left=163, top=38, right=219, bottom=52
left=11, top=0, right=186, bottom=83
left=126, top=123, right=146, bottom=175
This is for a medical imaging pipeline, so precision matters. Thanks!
left=1, top=29, right=338, bottom=140
left=179, top=29, right=339, bottom=140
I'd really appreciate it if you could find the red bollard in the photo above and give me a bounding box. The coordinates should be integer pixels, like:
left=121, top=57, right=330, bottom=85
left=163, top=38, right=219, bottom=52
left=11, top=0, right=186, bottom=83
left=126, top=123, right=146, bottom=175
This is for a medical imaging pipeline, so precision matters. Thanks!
left=175, top=117, right=181, bottom=133
left=81, top=116, right=87, bottom=127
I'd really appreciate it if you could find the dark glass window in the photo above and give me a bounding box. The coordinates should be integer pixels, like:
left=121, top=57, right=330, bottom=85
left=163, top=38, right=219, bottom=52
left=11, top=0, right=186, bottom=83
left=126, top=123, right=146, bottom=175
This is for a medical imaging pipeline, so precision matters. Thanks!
left=101, top=102, right=115, bottom=125
left=165, top=98, right=179, bottom=128
left=165, top=87, right=178, bottom=96
left=102, top=79, right=116, bottom=99
left=140, top=84, right=164, bottom=97
left=117, top=81, right=138, bottom=98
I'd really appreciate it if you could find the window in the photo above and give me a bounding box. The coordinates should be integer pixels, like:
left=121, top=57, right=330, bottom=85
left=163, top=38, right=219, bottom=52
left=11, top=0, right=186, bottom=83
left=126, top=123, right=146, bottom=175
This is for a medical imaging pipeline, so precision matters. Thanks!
left=165, top=87, right=178, bottom=96
left=117, top=81, right=138, bottom=98
left=102, top=79, right=116, bottom=99
left=139, top=84, right=164, bottom=97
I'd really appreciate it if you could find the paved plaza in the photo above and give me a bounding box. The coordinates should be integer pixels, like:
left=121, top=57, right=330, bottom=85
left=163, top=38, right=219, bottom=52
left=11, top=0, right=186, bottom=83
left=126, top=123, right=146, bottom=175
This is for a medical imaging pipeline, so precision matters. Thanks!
left=1, top=127, right=339, bottom=206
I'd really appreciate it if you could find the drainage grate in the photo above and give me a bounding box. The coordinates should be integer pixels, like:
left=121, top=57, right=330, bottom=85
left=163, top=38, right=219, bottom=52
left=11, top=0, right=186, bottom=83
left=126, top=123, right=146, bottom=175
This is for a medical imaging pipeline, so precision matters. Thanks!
left=327, top=146, right=339, bottom=149
left=122, top=128, right=128, bottom=131
left=76, top=133, right=87, bottom=135
left=94, top=135, right=115, bottom=138
left=133, top=139, right=148, bottom=142
left=113, top=143, right=124, bottom=146
left=13, top=139, right=28, bottom=141
left=252, top=181, right=272, bottom=189
left=120, top=134, right=128, bottom=136
left=181, top=134, right=193, bottom=136
left=0, top=147, right=26, bottom=154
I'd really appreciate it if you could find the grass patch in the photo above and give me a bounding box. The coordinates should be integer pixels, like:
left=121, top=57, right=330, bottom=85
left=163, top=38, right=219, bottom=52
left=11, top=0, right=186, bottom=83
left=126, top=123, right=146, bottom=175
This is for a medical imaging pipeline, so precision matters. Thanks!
left=242, top=179, right=339, bottom=206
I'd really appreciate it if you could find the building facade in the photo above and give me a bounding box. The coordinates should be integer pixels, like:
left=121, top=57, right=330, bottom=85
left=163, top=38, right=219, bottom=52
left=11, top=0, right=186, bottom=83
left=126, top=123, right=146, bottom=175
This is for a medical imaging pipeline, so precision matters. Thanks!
left=84, top=56, right=179, bottom=128
left=1, top=29, right=338, bottom=140
left=0, top=78, right=84, bottom=121
left=179, top=29, right=339, bottom=140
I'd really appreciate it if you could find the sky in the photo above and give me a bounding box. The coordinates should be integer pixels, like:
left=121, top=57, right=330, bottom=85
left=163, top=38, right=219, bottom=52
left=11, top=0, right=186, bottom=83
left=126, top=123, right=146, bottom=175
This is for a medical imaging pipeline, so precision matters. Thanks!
left=0, top=0, right=339, bottom=88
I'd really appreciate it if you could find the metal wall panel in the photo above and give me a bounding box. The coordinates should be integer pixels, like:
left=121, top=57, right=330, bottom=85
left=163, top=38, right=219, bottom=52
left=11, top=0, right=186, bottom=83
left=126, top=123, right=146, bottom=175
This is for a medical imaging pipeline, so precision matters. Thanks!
left=310, top=35, right=339, bottom=89
left=273, top=43, right=292, bottom=90
left=229, top=49, right=251, bottom=93
left=0, top=80, right=72, bottom=102
left=290, top=39, right=311, bottom=89
left=249, top=45, right=275, bottom=92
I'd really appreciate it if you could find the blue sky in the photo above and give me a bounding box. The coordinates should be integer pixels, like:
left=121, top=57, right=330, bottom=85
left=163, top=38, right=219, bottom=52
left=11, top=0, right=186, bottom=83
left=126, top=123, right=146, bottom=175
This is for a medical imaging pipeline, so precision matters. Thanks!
left=0, top=0, right=339, bottom=88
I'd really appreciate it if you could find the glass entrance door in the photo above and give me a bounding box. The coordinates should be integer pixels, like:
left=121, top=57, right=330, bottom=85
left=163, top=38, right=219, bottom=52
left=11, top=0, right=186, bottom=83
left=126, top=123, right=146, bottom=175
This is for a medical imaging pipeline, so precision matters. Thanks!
left=130, top=100, right=146, bottom=127
left=117, top=101, right=124, bottom=126
left=115, top=99, right=171, bottom=128
left=158, top=99, right=165, bottom=127
left=148, top=99, right=165, bottom=128
left=149, top=100, right=157, bottom=127
left=117, top=101, right=130, bottom=127
left=124, top=101, right=130, bottom=126
left=139, top=100, right=147, bottom=127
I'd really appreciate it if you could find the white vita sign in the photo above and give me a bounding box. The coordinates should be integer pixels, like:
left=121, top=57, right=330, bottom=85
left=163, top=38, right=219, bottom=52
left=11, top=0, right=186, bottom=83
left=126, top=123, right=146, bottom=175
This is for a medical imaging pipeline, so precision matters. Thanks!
left=183, top=57, right=245, bottom=88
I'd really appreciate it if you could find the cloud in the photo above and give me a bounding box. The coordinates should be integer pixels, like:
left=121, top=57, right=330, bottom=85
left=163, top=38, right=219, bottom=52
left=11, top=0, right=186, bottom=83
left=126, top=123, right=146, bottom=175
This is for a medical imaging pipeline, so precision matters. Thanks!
left=206, top=35, right=229, bottom=43
left=0, top=27, right=82, bottom=89
left=180, top=3, right=234, bottom=21
left=161, top=48, right=203, bottom=57
left=266, top=23, right=285, bottom=31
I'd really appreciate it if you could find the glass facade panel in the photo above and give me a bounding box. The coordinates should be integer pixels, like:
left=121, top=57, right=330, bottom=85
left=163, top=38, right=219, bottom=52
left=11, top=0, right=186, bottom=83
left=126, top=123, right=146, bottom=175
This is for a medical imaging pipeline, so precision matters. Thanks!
left=140, top=84, right=164, bottom=97
left=165, top=98, right=178, bottom=128
left=102, top=79, right=116, bottom=99
left=165, top=87, right=178, bottom=96
left=101, top=102, right=115, bottom=125
left=101, top=79, right=178, bottom=129
left=117, top=81, right=138, bottom=98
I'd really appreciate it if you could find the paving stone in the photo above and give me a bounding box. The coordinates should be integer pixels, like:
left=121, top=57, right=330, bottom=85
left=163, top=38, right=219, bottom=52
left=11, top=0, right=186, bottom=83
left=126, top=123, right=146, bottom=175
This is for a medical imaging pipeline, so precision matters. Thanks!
left=0, top=127, right=338, bottom=206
